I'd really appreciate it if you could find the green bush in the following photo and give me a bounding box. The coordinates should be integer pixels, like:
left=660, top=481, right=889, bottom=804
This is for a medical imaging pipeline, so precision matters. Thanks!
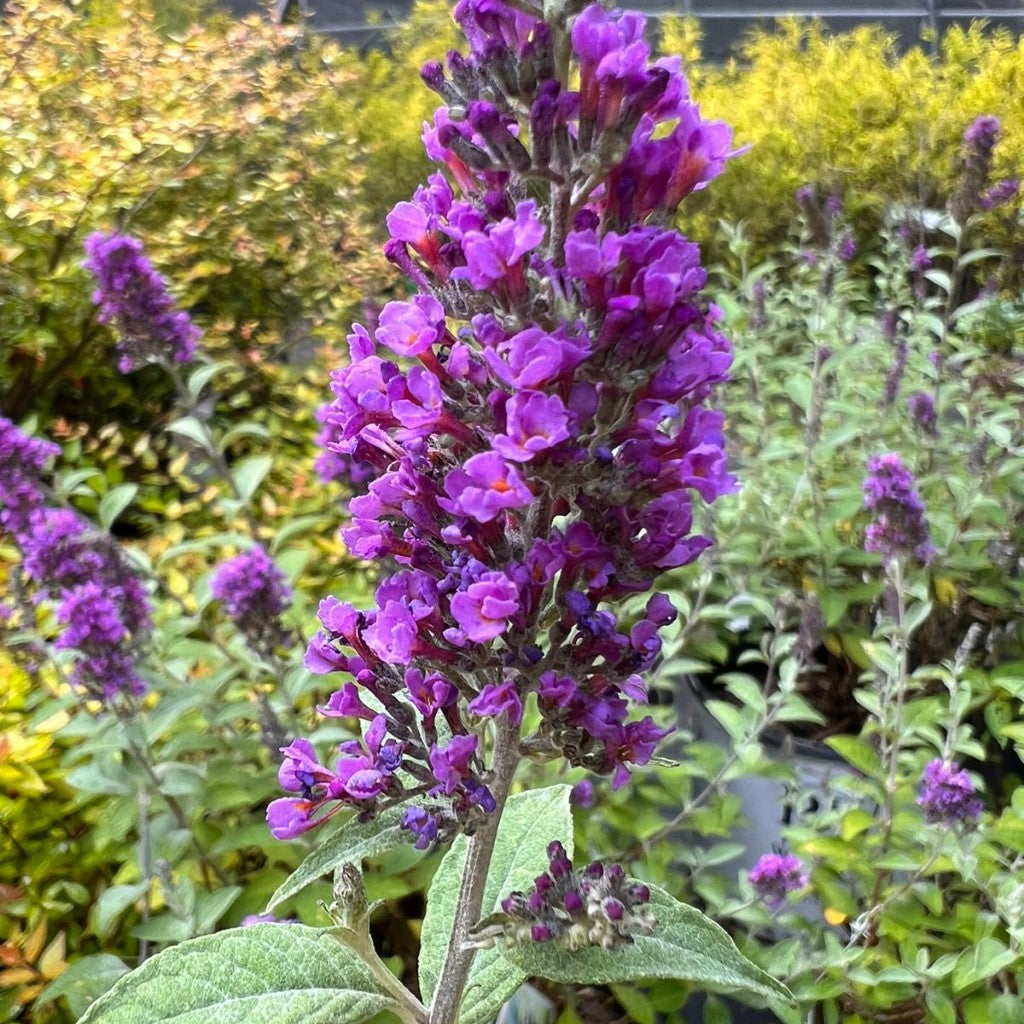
left=0, top=0, right=385, bottom=429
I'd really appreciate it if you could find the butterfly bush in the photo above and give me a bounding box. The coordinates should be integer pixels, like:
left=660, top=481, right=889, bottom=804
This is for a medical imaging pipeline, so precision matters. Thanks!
left=0, top=417, right=151, bottom=700
left=748, top=853, right=809, bottom=911
left=917, top=759, right=984, bottom=826
left=269, top=0, right=740, bottom=847
left=863, top=453, right=935, bottom=566
left=211, top=544, right=293, bottom=657
left=82, top=231, right=200, bottom=374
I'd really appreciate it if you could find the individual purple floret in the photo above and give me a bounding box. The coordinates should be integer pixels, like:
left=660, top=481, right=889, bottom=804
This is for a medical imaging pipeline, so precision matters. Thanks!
left=570, top=779, right=595, bottom=808
left=863, top=453, right=935, bottom=566
left=211, top=545, right=292, bottom=656
left=910, top=245, right=931, bottom=274
left=980, top=178, right=1020, bottom=210
left=82, top=232, right=200, bottom=374
left=471, top=841, right=655, bottom=951
left=837, top=233, right=856, bottom=262
left=0, top=417, right=60, bottom=535
left=907, top=391, right=938, bottom=436
left=748, top=853, right=808, bottom=911
left=917, top=759, right=983, bottom=825
left=275, top=0, right=738, bottom=847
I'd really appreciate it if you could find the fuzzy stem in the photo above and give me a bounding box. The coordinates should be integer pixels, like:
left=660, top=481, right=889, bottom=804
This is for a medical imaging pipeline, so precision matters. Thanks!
left=427, top=721, right=521, bottom=1024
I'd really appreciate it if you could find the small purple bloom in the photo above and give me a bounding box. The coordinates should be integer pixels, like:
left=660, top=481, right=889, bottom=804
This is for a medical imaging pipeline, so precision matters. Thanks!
left=980, top=178, right=1020, bottom=210
left=748, top=853, right=808, bottom=910
left=910, top=245, right=932, bottom=273
left=907, top=391, right=938, bottom=435
left=468, top=680, right=524, bottom=726
left=211, top=545, right=292, bottom=655
left=570, top=779, right=595, bottom=808
left=449, top=571, right=520, bottom=643
left=82, top=232, right=200, bottom=373
left=492, top=390, right=571, bottom=462
left=863, top=453, right=935, bottom=565
left=917, top=759, right=983, bottom=825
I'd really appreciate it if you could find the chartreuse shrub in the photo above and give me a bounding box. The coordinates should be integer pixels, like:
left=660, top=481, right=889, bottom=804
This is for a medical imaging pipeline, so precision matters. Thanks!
left=0, top=0, right=384, bottom=429
left=659, top=17, right=1024, bottom=269
left=4, top=1, right=796, bottom=1024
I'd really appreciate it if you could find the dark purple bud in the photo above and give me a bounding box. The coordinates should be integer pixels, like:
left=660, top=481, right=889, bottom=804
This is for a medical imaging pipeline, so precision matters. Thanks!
left=564, top=890, right=584, bottom=914
left=630, top=883, right=650, bottom=904
left=603, top=898, right=625, bottom=922
left=530, top=923, right=554, bottom=942
left=528, top=891, right=547, bottom=915
left=534, top=872, right=553, bottom=893
left=523, top=644, right=543, bottom=665
left=585, top=861, right=604, bottom=879
left=421, top=61, right=445, bottom=92
left=467, top=101, right=502, bottom=136
left=606, top=863, right=624, bottom=885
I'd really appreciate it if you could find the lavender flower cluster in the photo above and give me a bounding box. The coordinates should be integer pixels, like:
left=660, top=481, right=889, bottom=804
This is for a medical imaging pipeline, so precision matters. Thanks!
left=269, top=0, right=739, bottom=845
left=0, top=417, right=151, bottom=700
left=863, top=453, right=935, bottom=566
left=474, top=841, right=655, bottom=951
left=917, top=758, right=983, bottom=826
left=82, top=232, right=200, bottom=374
left=748, top=852, right=808, bottom=911
left=952, top=115, right=1018, bottom=221
left=211, top=544, right=293, bottom=657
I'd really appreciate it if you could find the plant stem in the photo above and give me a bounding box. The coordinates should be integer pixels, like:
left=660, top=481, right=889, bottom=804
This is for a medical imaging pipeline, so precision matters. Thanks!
left=427, top=721, right=521, bottom=1024
left=116, top=711, right=232, bottom=887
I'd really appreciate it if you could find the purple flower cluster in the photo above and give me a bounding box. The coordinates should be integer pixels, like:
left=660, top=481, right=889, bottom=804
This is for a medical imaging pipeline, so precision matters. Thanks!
left=952, top=115, right=1005, bottom=222
left=863, top=453, right=935, bottom=566
left=979, top=178, right=1020, bottom=211
left=748, top=853, right=808, bottom=910
left=907, top=391, right=937, bottom=436
left=211, top=545, right=292, bottom=656
left=282, top=1, right=738, bottom=846
left=82, top=232, right=200, bottom=374
left=917, top=759, right=983, bottom=826
left=0, top=418, right=150, bottom=700
left=474, top=841, right=654, bottom=951
left=0, top=416, right=60, bottom=535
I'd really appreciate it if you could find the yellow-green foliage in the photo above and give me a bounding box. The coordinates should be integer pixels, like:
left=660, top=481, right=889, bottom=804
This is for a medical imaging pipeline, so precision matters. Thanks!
left=0, top=0, right=385, bottom=425
left=659, top=18, right=1024, bottom=247
left=325, top=0, right=460, bottom=225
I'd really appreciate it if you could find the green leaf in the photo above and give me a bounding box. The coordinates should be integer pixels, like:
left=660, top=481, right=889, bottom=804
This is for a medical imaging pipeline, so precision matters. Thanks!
left=232, top=454, right=273, bottom=503
left=92, top=883, right=150, bottom=942
left=167, top=415, right=211, bottom=449
left=187, top=360, right=233, bottom=398
left=419, top=785, right=573, bottom=1024
left=77, top=925, right=398, bottom=1024
left=39, top=955, right=129, bottom=1018
left=98, top=483, right=138, bottom=530
left=501, top=885, right=791, bottom=1006
left=824, top=735, right=881, bottom=776
left=264, top=807, right=409, bottom=913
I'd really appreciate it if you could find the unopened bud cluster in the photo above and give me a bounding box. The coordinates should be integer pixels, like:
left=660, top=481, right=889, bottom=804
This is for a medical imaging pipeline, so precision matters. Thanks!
left=482, top=841, right=655, bottom=951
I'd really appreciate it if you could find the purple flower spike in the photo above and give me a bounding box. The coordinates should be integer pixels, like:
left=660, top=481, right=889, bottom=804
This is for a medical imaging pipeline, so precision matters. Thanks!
left=82, top=232, right=200, bottom=373
left=863, top=453, right=935, bottom=566
left=917, top=759, right=983, bottom=826
left=276, top=0, right=738, bottom=850
left=748, top=853, right=808, bottom=911
left=212, top=545, right=292, bottom=656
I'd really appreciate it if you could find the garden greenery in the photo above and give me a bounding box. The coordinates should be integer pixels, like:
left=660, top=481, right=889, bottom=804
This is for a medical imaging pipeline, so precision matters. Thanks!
left=1, top=2, right=1023, bottom=1024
